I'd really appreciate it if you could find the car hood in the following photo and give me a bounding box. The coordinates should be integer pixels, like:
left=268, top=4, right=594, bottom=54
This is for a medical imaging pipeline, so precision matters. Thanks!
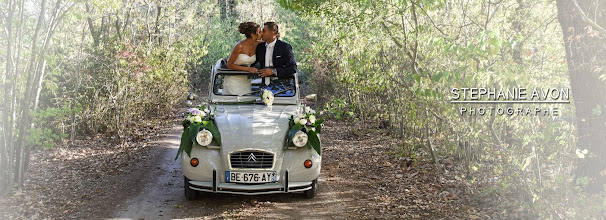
left=213, top=104, right=299, bottom=154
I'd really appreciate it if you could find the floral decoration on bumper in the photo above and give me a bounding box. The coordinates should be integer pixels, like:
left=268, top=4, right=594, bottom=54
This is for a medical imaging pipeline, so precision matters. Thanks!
left=176, top=102, right=221, bottom=160
left=288, top=105, right=324, bottom=155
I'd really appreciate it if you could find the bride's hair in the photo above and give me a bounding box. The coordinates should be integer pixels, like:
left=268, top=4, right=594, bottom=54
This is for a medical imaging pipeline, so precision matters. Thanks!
left=263, top=22, right=280, bottom=38
left=238, top=22, right=260, bottom=38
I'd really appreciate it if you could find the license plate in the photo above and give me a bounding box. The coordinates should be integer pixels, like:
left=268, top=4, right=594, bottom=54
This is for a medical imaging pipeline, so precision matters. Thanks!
left=225, top=171, right=277, bottom=183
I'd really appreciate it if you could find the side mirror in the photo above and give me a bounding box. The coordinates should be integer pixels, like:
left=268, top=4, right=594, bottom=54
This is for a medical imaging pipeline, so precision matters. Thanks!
left=305, top=94, right=318, bottom=102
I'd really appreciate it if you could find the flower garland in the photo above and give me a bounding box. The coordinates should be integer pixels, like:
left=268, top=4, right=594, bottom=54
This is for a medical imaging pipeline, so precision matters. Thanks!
left=176, top=102, right=222, bottom=160
left=288, top=105, right=324, bottom=155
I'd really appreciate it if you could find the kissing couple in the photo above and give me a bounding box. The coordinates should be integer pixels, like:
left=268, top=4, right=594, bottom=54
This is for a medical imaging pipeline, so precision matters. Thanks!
left=225, top=22, right=297, bottom=79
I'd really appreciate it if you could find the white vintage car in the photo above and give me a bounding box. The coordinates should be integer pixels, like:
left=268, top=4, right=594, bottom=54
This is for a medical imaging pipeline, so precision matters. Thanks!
left=181, top=59, right=321, bottom=199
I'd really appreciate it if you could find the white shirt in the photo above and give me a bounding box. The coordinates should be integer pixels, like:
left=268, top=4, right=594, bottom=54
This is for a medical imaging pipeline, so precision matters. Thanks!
left=265, top=39, right=277, bottom=67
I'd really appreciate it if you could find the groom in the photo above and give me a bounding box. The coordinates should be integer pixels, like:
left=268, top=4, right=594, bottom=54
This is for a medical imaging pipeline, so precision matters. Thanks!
left=255, top=22, right=297, bottom=79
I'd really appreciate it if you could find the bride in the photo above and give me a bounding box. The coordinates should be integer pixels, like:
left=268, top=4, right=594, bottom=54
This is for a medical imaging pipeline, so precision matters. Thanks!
left=224, top=22, right=262, bottom=95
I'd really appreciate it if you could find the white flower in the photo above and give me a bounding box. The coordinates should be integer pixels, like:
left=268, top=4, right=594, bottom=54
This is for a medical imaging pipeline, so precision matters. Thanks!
left=299, top=118, right=308, bottom=126
left=576, top=149, right=588, bottom=158
left=186, top=116, right=194, bottom=123
left=204, top=108, right=210, bottom=113
left=303, top=105, right=316, bottom=114
left=201, top=111, right=207, bottom=117
left=309, top=115, right=316, bottom=124
left=262, top=89, right=274, bottom=106
left=294, top=116, right=300, bottom=124
left=294, top=114, right=304, bottom=124
left=312, top=127, right=316, bottom=132
left=192, top=115, right=202, bottom=123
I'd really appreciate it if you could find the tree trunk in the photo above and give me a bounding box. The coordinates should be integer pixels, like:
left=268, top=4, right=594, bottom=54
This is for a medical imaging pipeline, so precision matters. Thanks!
left=115, top=12, right=123, bottom=41
left=220, top=0, right=226, bottom=20
left=228, top=0, right=235, bottom=24
left=19, top=0, right=68, bottom=186
left=556, top=0, right=606, bottom=191
left=86, top=3, right=101, bottom=47
left=154, top=3, right=162, bottom=44
left=13, top=0, right=48, bottom=187
left=2, top=0, right=16, bottom=191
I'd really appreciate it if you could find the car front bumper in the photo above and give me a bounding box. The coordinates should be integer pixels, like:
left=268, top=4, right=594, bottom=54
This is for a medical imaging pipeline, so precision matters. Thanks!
left=188, top=170, right=313, bottom=195
left=182, top=145, right=321, bottom=195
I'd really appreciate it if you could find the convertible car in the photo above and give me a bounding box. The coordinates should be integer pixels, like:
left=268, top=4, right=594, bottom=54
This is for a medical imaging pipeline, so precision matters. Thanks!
left=181, top=59, right=321, bottom=199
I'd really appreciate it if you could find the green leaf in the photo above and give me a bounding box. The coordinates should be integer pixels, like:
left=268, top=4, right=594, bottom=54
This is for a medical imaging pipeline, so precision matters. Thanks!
left=308, top=130, right=321, bottom=156
left=521, top=156, right=532, bottom=171
left=202, top=120, right=222, bottom=145
left=413, top=74, right=421, bottom=84
left=185, top=124, right=202, bottom=158
left=424, top=88, right=433, bottom=97
left=175, top=123, right=201, bottom=160
left=489, top=38, right=499, bottom=47
left=289, top=115, right=295, bottom=127
left=188, top=123, right=202, bottom=144
left=431, top=72, right=444, bottom=82
left=314, top=119, right=324, bottom=134
left=288, top=124, right=303, bottom=139
left=176, top=128, right=192, bottom=160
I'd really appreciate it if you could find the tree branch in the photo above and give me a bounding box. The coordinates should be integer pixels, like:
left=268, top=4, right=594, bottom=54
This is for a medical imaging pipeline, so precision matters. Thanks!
left=411, top=1, right=447, bottom=37
left=85, top=3, right=100, bottom=47
left=410, top=0, right=419, bottom=74
left=572, top=0, right=606, bottom=33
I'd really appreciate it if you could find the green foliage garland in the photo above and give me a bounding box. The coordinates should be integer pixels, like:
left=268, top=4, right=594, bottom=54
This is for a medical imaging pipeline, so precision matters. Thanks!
left=175, top=103, right=221, bottom=160
left=287, top=105, right=324, bottom=155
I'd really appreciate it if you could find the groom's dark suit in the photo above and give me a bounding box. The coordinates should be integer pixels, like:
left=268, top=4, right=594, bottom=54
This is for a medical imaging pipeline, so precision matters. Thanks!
left=255, top=39, right=297, bottom=79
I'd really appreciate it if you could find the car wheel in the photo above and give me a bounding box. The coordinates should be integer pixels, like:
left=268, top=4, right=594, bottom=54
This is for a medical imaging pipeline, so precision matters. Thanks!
left=304, top=178, right=318, bottom=199
left=184, top=176, right=198, bottom=200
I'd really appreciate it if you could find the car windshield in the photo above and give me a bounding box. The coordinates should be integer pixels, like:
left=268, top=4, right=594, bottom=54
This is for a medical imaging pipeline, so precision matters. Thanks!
left=213, top=73, right=296, bottom=97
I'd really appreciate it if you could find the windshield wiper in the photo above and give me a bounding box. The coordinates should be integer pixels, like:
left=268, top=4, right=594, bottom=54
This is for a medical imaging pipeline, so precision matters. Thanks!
left=239, top=90, right=261, bottom=96
left=214, top=97, right=259, bottom=105
left=273, top=87, right=294, bottom=95
left=236, top=86, right=294, bottom=97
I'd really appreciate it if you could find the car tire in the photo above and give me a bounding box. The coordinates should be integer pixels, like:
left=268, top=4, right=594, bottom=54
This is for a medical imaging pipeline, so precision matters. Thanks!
left=304, top=178, right=318, bottom=199
left=184, top=176, right=198, bottom=200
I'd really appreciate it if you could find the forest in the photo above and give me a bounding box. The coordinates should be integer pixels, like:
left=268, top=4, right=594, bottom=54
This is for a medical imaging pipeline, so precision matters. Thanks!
left=1, top=0, right=605, bottom=218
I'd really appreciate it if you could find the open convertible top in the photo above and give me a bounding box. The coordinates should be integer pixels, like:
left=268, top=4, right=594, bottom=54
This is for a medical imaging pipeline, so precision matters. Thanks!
left=209, top=59, right=300, bottom=105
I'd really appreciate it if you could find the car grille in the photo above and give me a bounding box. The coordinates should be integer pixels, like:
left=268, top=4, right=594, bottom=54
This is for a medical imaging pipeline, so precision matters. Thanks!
left=230, top=151, right=274, bottom=169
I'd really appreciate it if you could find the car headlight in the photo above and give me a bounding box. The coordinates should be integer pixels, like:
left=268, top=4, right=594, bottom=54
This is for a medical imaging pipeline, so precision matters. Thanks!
left=292, top=131, right=308, bottom=147
left=196, top=129, right=213, bottom=146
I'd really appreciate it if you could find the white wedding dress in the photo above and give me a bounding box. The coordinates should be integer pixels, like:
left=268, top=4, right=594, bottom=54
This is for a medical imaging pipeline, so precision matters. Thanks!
left=224, top=54, right=255, bottom=96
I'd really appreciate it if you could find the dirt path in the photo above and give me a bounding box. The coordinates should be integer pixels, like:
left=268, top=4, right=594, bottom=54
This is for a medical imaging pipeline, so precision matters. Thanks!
left=109, top=124, right=350, bottom=219
left=2, top=119, right=487, bottom=219
left=104, top=119, right=485, bottom=219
